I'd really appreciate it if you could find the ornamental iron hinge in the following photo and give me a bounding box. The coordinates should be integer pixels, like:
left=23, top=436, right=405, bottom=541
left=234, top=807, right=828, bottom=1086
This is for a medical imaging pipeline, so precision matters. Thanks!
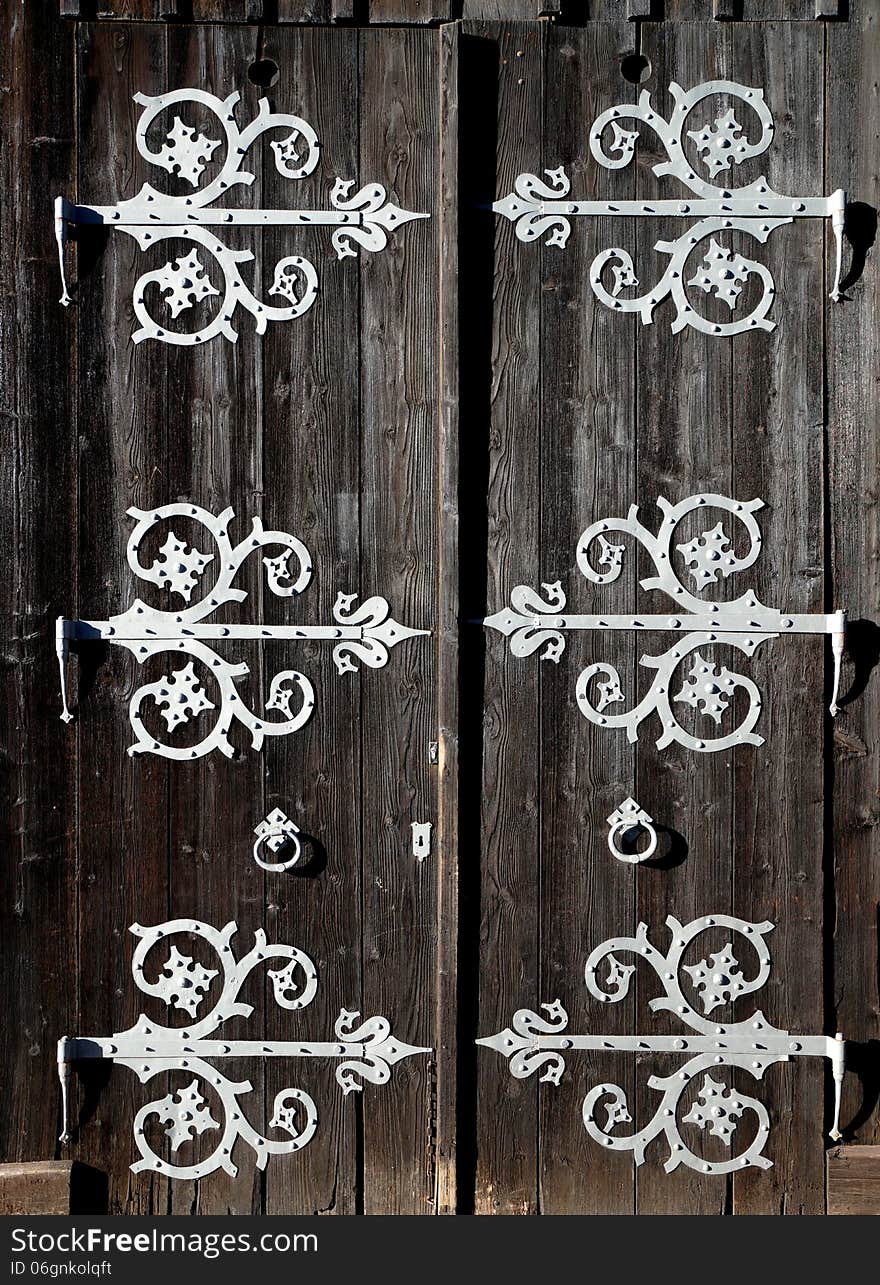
left=478, top=914, right=846, bottom=1176
left=55, top=88, right=428, bottom=345
left=494, top=80, right=845, bottom=335
left=58, top=919, right=430, bottom=1182
left=485, top=493, right=846, bottom=754
left=57, top=502, right=429, bottom=760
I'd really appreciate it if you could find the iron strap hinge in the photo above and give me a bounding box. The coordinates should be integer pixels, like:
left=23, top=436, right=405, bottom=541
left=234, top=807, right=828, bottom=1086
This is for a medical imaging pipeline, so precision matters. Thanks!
left=485, top=493, right=847, bottom=754
left=477, top=914, right=847, bottom=1176
left=56, top=503, right=429, bottom=760
left=494, top=80, right=848, bottom=335
left=58, top=919, right=431, bottom=1181
left=54, top=88, right=428, bottom=345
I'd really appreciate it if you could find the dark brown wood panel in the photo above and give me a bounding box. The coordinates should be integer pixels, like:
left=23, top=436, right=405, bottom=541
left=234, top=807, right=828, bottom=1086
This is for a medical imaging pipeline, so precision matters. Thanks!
left=469, top=20, right=544, bottom=1216
left=537, top=19, right=639, bottom=1216
left=4, top=2, right=879, bottom=1218
left=435, top=18, right=461, bottom=1216
left=725, top=20, right=826, bottom=1216
left=161, top=19, right=267, bottom=1216
left=828, top=1146, right=880, bottom=1215
left=826, top=0, right=880, bottom=1153
left=632, top=20, right=733, bottom=1219
left=72, top=20, right=173, bottom=1215
left=259, top=20, right=363, bottom=1217
left=0, top=0, right=78, bottom=1179
left=2, top=12, right=446, bottom=1215
left=358, top=25, right=440, bottom=1214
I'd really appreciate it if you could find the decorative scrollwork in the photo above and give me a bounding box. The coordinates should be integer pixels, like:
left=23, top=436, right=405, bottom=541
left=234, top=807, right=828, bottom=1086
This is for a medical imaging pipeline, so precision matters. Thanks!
left=129, top=227, right=320, bottom=347
left=59, top=919, right=430, bottom=1180
left=56, top=87, right=429, bottom=344
left=477, top=914, right=847, bottom=1177
left=484, top=493, right=846, bottom=753
left=58, top=502, right=429, bottom=758
left=493, top=80, right=846, bottom=333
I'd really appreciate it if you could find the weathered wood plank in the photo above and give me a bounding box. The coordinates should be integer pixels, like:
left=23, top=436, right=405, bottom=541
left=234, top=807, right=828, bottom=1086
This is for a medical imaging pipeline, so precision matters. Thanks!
left=826, top=0, right=880, bottom=1152
left=537, top=19, right=639, bottom=1216
left=359, top=25, right=439, bottom=1215
left=828, top=1147, right=880, bottom=1215
left=71, top=20, right=172, bottom=1215
left=190, top=1, right=265, bottom=20
left=0, top=0, right=77, bottom=1180
left=370, top=0, right=452, bottom=20
left=161, top=19, right=266, bottom=1216
left=436, top=17, right=461, bottom=1216
left=634, top=22, right=733, bottom=1216
left=468, top=20, right=543, bottom=1215
left=277, top=1, right=337, bottom=22
left=463, top=1, right=560, bottom=17
left=260, top=20, right=362, bottom=1216
left=727, top=19, right=826, bottom=1217
left=665, top=1, right=822, bottom=18
left=0, top=1163, right=72, bottom=1216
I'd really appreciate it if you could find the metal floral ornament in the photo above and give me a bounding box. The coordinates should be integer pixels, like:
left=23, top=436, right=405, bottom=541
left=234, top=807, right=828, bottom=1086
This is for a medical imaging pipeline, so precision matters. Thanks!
left=485, top=493, right=846, bottom=753
left=57, top=502, right=428, bottom=760
left=477, top=914, right=846, bottom=1176
left=493, top=80, right=846, bottom=335
left=58, top=919, right=430, bottom=1181
left=55, top=87, right=428, bottom=344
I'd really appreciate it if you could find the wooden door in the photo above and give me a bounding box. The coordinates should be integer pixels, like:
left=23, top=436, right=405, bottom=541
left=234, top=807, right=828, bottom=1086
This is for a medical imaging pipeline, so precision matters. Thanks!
left=2, top=2, right=878, bottom=1218
left=3, top=14, right=451, bottom=1215
left=468, top=14, right=878, bottom=1215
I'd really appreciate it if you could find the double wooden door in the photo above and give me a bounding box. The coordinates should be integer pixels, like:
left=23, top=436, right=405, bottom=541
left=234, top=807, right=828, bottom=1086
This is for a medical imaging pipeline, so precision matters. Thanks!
left=2, top=6, right=877, bottom=1215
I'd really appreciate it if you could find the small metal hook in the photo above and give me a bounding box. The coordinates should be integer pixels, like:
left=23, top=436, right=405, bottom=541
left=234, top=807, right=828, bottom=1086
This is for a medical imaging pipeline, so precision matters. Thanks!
left=829, top=1032, right=846, bottom=1141
left=57, top=1037, right=73, bottom=1145
left=606, top=797, right=657, bottom=864
left=829, top=189, right=847, bottom=304
left=56, top=617, right=73, bottom=724
left=829, top=610, right=847, bottom=717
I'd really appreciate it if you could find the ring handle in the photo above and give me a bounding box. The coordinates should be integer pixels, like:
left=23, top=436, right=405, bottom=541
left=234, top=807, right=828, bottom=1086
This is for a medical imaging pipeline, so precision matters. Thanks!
left=253, top=807, right=302, bottom=873
left=606, top=797, right=657, bottom=864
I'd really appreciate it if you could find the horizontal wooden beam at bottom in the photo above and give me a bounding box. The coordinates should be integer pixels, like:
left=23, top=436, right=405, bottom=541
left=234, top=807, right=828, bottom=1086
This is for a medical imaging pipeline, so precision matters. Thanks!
left=828, top=1146, right=880, bottom=1215
left=0, top=1162, right=107, bottom=1216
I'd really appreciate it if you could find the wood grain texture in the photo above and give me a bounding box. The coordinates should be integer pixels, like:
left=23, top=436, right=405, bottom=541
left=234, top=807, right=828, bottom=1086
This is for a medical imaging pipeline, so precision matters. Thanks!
left=0, top=1163, right=82, bottom=1215
left=632, top=21, right=733, bottom=1218
left=0, top=0, right=77, bottom=1180
left=726, top=19, right=826, bottom=1216
left=54, top=0, right=850, bottom=19
left=436, top=18, right=461, bottom=1216
left=6, top=2, right=880, bottom=1218
left=71, top=20, right=172, bottom=1214
left=826, top=0, right=880, bottom=1152
left=260, top=21, right=362, bottom=1216
left=827, top=1146, right=880, bottom=1214
left=359, top=25, right=440, bottom=1214
left=162, top=20, right=266, bottom=1217
left=538, top=19, right=638, bottom=1215
left=369, top=0, right=452, bottom=21
left=277, top=1, right=337, bottom=22
left=468, top=20, right=543, bottom=1215
left=190, top=1, right=265, bottom=20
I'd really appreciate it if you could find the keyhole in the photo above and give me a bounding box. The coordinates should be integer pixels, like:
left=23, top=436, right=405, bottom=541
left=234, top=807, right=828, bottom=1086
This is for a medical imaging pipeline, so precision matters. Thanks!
left=620, top=53, right=651, bottom=85
left=248, top=59, right=280, bottom=89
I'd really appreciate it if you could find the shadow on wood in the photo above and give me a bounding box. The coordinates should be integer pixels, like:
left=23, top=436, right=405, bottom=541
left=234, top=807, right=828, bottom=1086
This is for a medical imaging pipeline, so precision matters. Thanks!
left=840, top=201, right=877, bottom=298
left=838, top=619, right=880, bottom=711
